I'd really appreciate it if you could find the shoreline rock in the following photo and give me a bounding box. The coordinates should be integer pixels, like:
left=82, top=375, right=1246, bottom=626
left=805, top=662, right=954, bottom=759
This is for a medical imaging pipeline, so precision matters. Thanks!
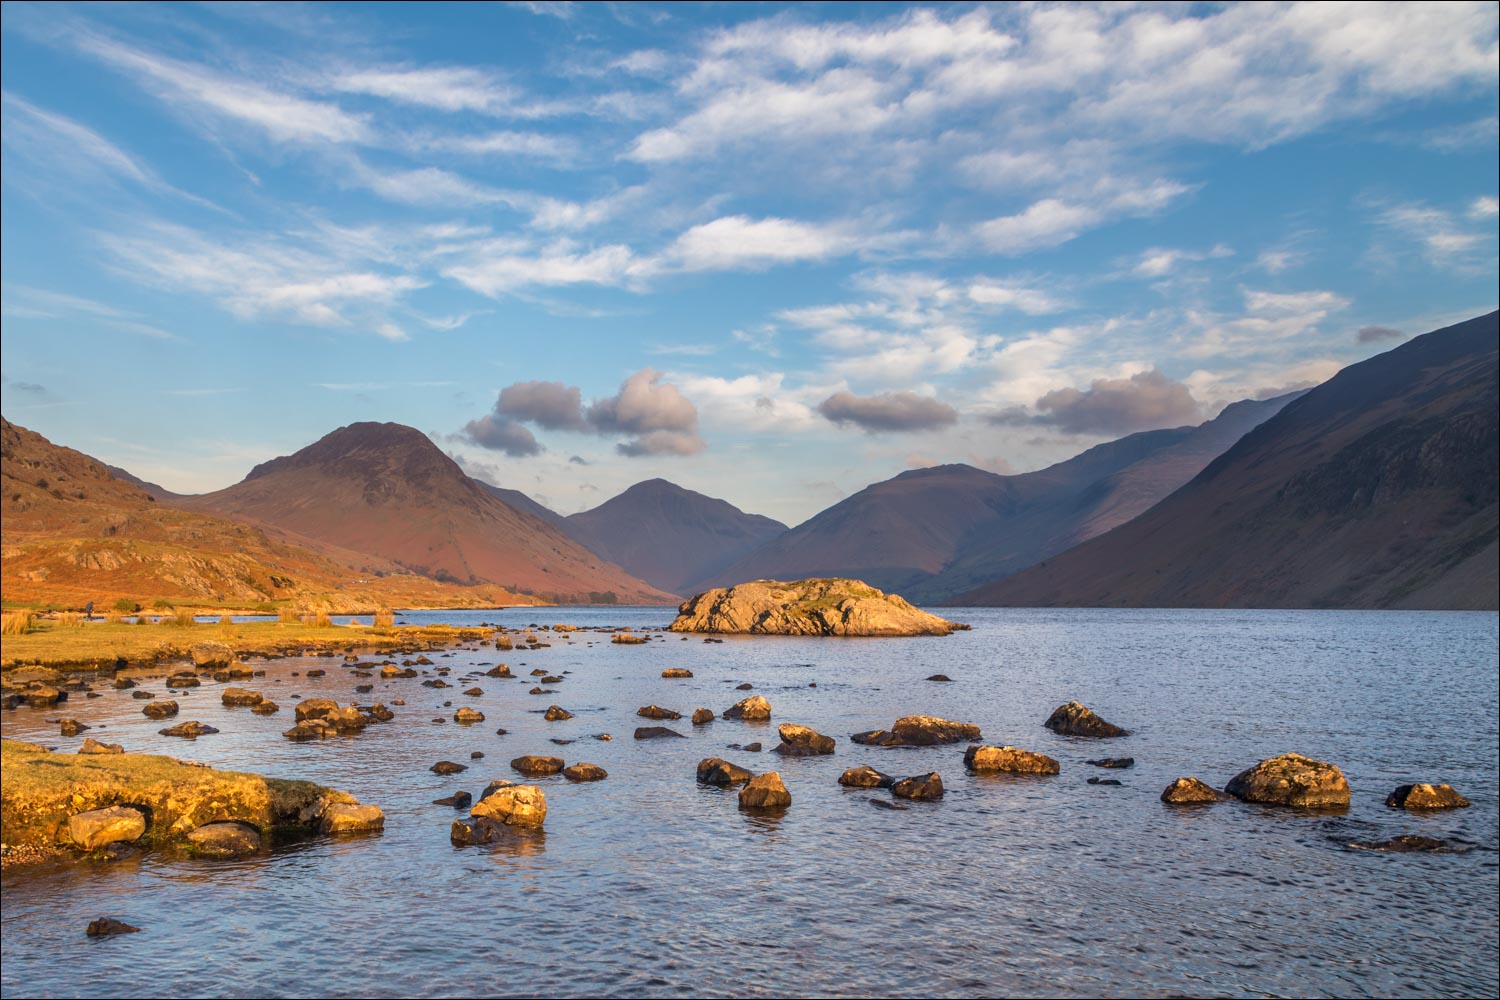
left=669, top=578, right=963, bottom=637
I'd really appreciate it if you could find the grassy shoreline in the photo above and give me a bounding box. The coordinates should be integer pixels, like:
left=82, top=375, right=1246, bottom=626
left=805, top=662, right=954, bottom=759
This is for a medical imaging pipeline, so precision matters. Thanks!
left=1, top=619, right=496, bottom=672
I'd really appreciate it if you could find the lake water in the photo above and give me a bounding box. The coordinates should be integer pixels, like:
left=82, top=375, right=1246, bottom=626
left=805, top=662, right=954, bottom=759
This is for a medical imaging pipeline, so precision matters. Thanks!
left=2, top=607, right=1497, bottom=998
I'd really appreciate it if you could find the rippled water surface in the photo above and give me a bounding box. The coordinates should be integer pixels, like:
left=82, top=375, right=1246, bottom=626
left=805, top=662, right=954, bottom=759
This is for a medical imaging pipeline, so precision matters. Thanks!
left=3, top=608, right=1497, bottom=998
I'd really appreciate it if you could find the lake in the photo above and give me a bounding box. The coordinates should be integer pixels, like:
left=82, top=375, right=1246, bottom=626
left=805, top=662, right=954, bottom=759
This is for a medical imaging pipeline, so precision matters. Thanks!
left=2, top=607, right=1497, bottom=998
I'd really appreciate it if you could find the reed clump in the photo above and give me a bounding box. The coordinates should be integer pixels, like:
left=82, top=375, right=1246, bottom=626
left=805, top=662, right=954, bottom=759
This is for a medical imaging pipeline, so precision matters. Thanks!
left=277, top=607, right=300, bottom=625
left=310, top=610, right=334, bottom=628
left=56, top=611, right=85, bottom=628
left=2, top=611, right=37, bottom=636
left=161, top=610, right=196, bottom=628
left=373, top=608, right=395, bottom=629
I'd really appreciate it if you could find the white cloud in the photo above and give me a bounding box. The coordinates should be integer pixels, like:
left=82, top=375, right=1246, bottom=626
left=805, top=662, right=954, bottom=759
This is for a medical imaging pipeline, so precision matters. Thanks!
left=1469, top=195, right=1499, bottom=218
left=666, top=215, right=860, bottom=271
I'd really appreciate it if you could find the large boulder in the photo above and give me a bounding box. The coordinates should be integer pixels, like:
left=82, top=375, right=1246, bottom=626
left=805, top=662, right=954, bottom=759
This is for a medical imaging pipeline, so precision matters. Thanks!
left=963, top=745, right=1060, bottom=774
left=68, top=806, right=147, bottom=851
left=838, top=765, right=894, bottom=789
left=1386, top=783, right=1471, bottom=810
left=772, top=723, right=835, bottom=757
left=1160, top=777, right=1227, bottom=805
left=891, top=772, right=944, bottom=801
left=1223, top=753, right=1350, bottom=808
left=853, top=716, right=981, bottom=747
left=510, top=755, right=565, bottom=776
left=738, top=772, right=791, bottom=811
left=697, top=758, right=754, bottom=786
left=722, top=695, right=771, bottom=721
left=294, top=699, right=340, bottom=722
left=669, top=578, right=963, bottom=636
left=190, top=642, right=235, bottom=668
left=320, top=803, right=384, bottom=834
left=186, top=821, right=262, bottom=858
left=471, top=784, right=547, bottom=828
left=1043, top=702, right=1129, bottom=738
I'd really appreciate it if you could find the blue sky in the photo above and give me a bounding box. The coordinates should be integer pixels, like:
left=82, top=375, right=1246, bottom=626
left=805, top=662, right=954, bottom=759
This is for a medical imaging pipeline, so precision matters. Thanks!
left=2, top=1, right=1496, bottom=524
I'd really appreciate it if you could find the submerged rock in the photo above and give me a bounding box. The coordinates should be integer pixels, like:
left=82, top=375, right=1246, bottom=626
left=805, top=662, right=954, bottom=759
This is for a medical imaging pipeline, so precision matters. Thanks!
left=891, top=772, right=944, bottom=801
left=1086, top=757, right=1135, bottom=769
left=634, top=726, right=685, bottom=740
left=562, top=763, right=608, bottom=782
left=670, top=578, right=962, bottom=636
left=1160, top=777, right=1228, bottom=804
left=1224, top=753, right=1350, bottom=808
left=637, top=705, right=682, bottom=720
left=773, top=723, right=835, bottom=757
left=186, top=821, right=261, bottom=858
left=1087, top=777, right=1122, bottom=786
left=722, top=695, right=772, bottom=721
left=431, top=760, right=469, bottom=775
left=59, top=719, right=90, bottom=736
left=86, top=918, right=140, bottom=936
left=925, top=674, right=953, bottom=682
left=838, top=765, right=894, bottom=789
left=433, top=791, right=473, bottom=809
left=1386, top=783, right=1471, bottom=810
left=69, top=806, right=147, bottom=851
left=697, top=757, right=754, bottom=786
left=510, top=755, right=564, bottom=776
left=1043, top=702, right=1129, bottom=738
left=1346, top=835, right=1468, bottom=853
left=738, top=771, right=791, bottom=811
left=963, top=745, right=1060, bottom=774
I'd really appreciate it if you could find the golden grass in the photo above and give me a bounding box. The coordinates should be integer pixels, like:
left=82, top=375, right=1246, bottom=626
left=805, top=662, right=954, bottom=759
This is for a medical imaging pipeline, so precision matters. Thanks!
left=160, top=609, right=196, bottom=628
left=104, top=610, right=125, bottom=625
left=373, top=607, right=395, bottom=628
left=2, top=611, right=37, bottom=636
left=2, top=619, right=494, bottom=671
left=310, top=610, right=334, bottom=628
left=55, top=612, right=85, bottom=628
left=277, top=607, right=300, bottom=625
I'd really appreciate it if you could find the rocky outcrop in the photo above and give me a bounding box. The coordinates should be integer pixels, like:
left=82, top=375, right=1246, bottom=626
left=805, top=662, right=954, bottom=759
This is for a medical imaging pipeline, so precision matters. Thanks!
left=68, top=806, right=147, bottom=851
left=963, top=745, right=1060, bottom=774
left=773, top=723, right=835, bottom=756
left=838, top=765, right=894, bottom=788
left=1386, top=783, right=1471, bottom=810
left=1160, top=777, right=1227, bottom=804
left=190, top=642, right=235, bottom=668
left=1224, top=753, right=1350, bottom=808
left=669, top=578, right=962, bottom=636
left=723, top=695, right=771, bottom=721
left=891, top=772, right=944, bottom=801
left=738, top=772, right=791, bottom=810
left=697, top=758, right=754, bottom=786
left=852, top=715, right=981, bottom=747
left=1043, top=702, right=1129, bottom=738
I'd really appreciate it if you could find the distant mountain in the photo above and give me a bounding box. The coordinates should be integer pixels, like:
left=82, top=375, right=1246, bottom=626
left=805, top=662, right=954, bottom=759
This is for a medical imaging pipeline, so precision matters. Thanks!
left=105, top=464, right=183, bottom=502
left=710, top=393, right=1297, bottom=602
left=175, top=422, right=671, bottom=604
left=563, top=479, right=788, bottom=595
left=1, top=417, right=517, bottom=610
left=475, top=481, right=568, bottom=530
left=960, top=312, right=1499, bottom=610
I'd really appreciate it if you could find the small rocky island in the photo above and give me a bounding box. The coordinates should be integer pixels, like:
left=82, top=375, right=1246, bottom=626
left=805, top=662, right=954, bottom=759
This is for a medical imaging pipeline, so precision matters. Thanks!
left=668, top=578, right=965, bottom=637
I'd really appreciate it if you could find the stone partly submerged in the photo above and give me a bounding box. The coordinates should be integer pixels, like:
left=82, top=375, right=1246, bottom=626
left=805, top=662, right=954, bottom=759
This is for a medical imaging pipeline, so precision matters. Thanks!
left=738, top=772, right=791, bottom=811
left=1223, top=753, right=1351, bottom=808
left=0, top=740, right=382, bottom=864
left=451, top=783, right=548, bottom=845
left=669, top=578, right=964, bottom=637
left=963, top=745, right=1060, bottom=775
left=1386, top=783, right=1471, bottom=810
left=1160, top=777, right=1228, bottom=805
left=852, top=715, right=982, bottom=747
left=1043, top=702, right=1130, bottom=738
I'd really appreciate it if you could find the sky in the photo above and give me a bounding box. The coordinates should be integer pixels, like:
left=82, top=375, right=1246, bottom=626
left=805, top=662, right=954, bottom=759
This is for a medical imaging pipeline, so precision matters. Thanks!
left=1, top=1, right=1496, bottom=526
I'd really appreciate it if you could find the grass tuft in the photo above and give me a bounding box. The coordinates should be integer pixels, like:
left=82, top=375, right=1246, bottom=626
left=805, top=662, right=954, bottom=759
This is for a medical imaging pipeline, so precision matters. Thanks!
left=2, top=611, right=37, bottom=636
left=373, top=608, right=395, bottom=629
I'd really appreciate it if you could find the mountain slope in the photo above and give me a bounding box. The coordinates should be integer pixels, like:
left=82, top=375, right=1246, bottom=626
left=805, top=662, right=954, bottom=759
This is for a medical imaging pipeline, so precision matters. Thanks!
left=175, top=422, right=672, bottom=604
left=563, top=479, right=788, bottom=594
left=1, top=418, right=527, bottom=610
left=960, top=312, right=1499, bottom=610
left=709, top=393, right=1295, bottom=602
left=105, top=464, right=183, bottom=502
left=475, top=482, right=568, bottom=530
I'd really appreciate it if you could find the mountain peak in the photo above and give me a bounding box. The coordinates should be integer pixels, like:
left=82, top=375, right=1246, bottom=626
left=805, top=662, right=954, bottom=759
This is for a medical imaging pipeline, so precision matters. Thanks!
left=244, top=421, right=454, bottom=483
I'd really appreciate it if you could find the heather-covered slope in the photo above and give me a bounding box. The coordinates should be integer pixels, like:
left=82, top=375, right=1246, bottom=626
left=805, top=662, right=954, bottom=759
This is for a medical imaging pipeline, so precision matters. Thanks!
left=960, top=312, right=1499, bottom=610
left=176, top=422, right=671, bottom=604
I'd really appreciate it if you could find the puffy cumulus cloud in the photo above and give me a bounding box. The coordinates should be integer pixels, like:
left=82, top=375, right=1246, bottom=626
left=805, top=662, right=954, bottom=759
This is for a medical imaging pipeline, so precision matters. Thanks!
left=496, top=380, right=587, bottom=430
left=461, top=369, right=706, bottom=458
left=817, top=390, right=959, bottom=432
left=460, top=414, right=541, bottom=456
left=1027, top=370, right=1202, bottom=435
left=1357, top=324, right=1405, bottom=344
left=587, top=368, right=700, bottom=436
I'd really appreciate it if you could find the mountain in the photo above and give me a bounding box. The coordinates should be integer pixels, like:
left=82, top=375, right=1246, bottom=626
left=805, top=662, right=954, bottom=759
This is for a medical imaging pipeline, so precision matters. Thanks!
left=175, top=422, right=672, bottom=604
left=105, top=464, right=183, bottom=502
left=474, top=482, right=568, bottom=530
left=562, top=479, right=788, bottom=595
left=960, top=312, right=1499, bottom=610
left=709, top=393, right=1297, bottom=602
left=1, top=417, right=527, bottom=610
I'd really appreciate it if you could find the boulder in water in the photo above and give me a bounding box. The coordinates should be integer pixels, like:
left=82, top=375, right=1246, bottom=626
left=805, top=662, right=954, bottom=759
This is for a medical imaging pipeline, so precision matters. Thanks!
left=1224, top=753, right=1350, bottom=808
left=1043, top=702, right=1129, bottom=738
left=891, top=772, right=944, bottom=801
left=1160, top=777, right=1227, bottom=804
left=962, top=745, right=1059, bottom=774
left=738, top=772, right=791, bottom=811
left=1385, top=783, right=1471, bottom=810
left=772, top=723, right=835, bottom=756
